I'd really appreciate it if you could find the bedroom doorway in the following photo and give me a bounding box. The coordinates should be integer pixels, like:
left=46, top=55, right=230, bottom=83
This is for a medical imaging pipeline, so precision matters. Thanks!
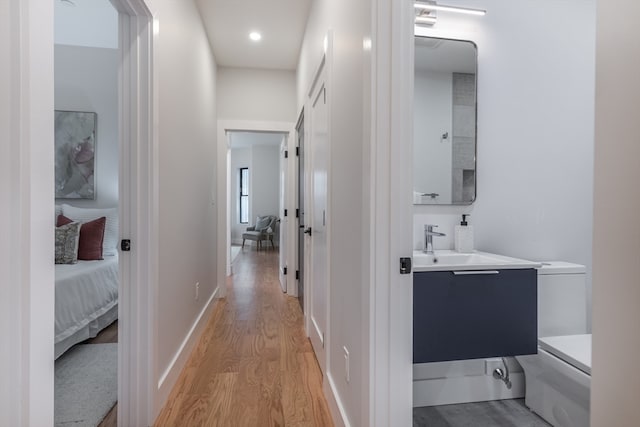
left=53, top=0, right=156, bottom=426
left=54, top=1, right=120, bottom=426
left=217, top=121, right=297, bottom=299
left=227, top=130, right=288, bottom=291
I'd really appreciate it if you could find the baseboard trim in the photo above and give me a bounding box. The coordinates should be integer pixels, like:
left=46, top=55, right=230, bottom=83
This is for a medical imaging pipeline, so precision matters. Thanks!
left=413, top=372, right=525, bottom=407
left=324, top=372, right=351, bottom=427
left=156, top=286, right=218, bottom=408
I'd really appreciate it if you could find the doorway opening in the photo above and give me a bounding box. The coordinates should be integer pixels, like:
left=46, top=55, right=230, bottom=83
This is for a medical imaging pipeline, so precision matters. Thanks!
left=217, top=121, right=296, bottom=299
left=227, top=130, right=288, bottom=291
left=53, top=1, right=120, bottom=425
left=53, top=0, right=156, bottom=426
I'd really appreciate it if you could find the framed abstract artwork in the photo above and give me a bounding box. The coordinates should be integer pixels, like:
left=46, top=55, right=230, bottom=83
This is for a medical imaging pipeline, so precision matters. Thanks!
left=55, top=110, right=97, bottom=199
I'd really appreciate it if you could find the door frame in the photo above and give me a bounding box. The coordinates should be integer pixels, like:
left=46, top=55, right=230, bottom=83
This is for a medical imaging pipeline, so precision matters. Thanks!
left=217, top=120, right=296, bottom=297
left=295, top=110, right=306, bottom=310
left=305, top=45, right=332, bottom=373
left=0, top=0, right=158, bottom=424
left=112, top=0, right=158, bottom=425
left=278, top=135, right=289, bottom=292
left=0, top=0, right=56, bottom=424
left=368, top=0, right=414, bottom=425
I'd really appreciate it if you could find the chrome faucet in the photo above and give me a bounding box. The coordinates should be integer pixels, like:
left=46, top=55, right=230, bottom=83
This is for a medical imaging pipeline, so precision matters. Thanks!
left=424, top=224, right=446, bottom=254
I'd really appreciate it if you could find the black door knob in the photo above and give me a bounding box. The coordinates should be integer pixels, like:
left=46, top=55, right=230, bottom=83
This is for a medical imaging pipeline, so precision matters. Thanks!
left=304, top=227, right=312, bottom=236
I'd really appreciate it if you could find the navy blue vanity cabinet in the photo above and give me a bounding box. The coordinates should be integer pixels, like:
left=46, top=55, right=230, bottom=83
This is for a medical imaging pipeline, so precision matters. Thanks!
left=413, top=269, right=537, bottom=363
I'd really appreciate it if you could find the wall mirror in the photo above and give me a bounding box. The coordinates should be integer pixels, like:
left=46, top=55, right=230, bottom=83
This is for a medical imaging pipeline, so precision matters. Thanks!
left=414, top=36, right=477, bottom=205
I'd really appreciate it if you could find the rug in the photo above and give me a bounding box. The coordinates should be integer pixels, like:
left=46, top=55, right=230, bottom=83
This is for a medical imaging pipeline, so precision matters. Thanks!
left=55, top=343, right=117, bottom=427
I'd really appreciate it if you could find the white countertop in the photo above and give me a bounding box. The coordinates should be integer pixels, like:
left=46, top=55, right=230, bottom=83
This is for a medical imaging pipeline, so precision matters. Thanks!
left=413, top=250, right=542, bottom=272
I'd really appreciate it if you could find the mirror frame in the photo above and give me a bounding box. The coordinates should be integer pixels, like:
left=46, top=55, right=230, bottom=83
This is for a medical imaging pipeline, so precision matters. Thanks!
left=413, top=36, right=478, bottom=206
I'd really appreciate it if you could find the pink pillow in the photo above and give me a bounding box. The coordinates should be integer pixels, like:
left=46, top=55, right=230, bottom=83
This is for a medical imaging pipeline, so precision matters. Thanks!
left=57, top=214, right=106, bottom=260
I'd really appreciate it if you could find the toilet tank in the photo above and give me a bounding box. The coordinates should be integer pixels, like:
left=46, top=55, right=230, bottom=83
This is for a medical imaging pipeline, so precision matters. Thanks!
left=537, top=262, right=587, bottom=337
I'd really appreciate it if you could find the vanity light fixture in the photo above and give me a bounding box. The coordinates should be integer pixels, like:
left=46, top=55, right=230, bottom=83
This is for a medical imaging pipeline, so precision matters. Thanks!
left=249, top=31, right=262, bottom=42
left=414, top=1, right=486, bottom=17
left=415, top=15, right=438, bottom=25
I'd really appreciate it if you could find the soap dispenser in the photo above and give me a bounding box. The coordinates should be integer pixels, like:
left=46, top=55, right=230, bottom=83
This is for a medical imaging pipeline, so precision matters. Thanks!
left=454, top=214, right=474, bottom=253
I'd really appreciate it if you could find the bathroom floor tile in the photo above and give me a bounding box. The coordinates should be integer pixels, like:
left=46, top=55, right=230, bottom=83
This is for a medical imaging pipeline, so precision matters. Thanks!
left=413, top=398, right=551, bottom=427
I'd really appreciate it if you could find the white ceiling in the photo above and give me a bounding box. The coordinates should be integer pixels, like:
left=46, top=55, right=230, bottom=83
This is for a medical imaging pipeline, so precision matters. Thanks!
left=196, top=0, right=312, bottom=71
left=229, top=132, right=285, bottom=149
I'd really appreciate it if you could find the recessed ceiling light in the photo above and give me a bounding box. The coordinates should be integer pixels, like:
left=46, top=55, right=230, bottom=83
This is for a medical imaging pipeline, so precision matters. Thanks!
left=249, top=32, right=262, bottom=42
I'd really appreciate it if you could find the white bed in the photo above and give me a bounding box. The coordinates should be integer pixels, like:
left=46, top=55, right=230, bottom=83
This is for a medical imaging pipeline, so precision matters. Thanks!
left=55, top=255, right=119, bottom=359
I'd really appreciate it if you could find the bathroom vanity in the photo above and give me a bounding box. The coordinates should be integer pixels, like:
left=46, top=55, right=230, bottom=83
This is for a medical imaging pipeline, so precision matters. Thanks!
left=413, top=251, right=541, bottom=363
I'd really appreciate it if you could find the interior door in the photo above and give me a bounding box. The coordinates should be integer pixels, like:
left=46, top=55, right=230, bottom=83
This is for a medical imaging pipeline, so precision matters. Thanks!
left=309, top=67, right=328, bottom=372
left=278, top=136, right=287, bottom=292
left=296, top=114, right=305, bottom=310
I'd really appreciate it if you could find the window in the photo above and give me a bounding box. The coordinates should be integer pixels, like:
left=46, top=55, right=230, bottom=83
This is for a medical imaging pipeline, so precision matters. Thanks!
left=239, top=168, right=249, bottom=224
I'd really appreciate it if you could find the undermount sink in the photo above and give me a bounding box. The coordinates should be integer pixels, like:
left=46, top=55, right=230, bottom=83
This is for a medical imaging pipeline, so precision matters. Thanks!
left=413, top=250, right=541, bottom=272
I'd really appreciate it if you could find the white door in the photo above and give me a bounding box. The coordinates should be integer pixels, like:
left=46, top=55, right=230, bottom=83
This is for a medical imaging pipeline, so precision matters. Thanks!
left=308, top=63, right=329, bottom=372
left=279, top=136, right=287, bottom=292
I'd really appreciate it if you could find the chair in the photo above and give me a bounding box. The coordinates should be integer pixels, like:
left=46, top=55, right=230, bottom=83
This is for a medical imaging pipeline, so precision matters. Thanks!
left=242, top=215, right=278, bottom=250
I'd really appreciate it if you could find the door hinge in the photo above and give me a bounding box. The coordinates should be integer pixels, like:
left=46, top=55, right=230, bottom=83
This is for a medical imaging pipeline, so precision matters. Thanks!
left=296, top=147, right=300, bottom=156
left=285, top=150, right=288, bottom=159
left=284, top=209, right=288, bottom=217
left=296, top=270, right=300, bottom=280
left=284, top=267, right=288, bottom=275
left=121, top=239, right=131, bottom=252
left=323, top=87, right=326, bottom=104
left=322, top=332, right=325, bottom=348
left=296, top=208, right=299, bottom=218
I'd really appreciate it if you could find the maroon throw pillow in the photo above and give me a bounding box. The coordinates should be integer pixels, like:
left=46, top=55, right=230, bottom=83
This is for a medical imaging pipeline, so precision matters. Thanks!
left=56, top=214, right=73, bottom=227
left=57, top=214, right=106, bottom=260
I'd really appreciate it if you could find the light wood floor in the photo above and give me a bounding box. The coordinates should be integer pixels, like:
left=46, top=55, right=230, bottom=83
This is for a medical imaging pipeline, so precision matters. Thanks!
left=154, top=248, right=333, bottom=427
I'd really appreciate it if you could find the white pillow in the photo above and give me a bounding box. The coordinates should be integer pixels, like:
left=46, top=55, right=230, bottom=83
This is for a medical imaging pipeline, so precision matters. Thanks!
left=61, top=204, right=119, bottom=256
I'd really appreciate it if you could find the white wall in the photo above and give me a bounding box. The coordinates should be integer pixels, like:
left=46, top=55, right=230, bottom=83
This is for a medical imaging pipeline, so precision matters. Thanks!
left=414, top=70, right=453, bottom=203
left=591, top=0, right=640, bottom=425
left=413, top=0, right=596, bottom=326
left=230, top=147, right=251, bottom=243
left=217, top=67, right=296, bottom=122
left=54, top=44, right=119, bottom=208
left=230, top=144, right=280, bottom=245
left=297, top=0, right=372, bottom=424
left=54, top=0, right=118, bottom=49
left=251, top=145, right=280, bottom=220
left=153, top=0, right=218, bottom=410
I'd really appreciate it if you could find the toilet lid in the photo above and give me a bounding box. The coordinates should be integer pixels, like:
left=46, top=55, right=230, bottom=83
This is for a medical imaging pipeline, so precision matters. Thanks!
left=539, top=334, right=592, bottom=375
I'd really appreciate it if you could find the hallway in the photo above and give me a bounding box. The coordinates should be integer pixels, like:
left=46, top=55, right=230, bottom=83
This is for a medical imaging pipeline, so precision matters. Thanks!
left=154, top=248, right=333, bottom=426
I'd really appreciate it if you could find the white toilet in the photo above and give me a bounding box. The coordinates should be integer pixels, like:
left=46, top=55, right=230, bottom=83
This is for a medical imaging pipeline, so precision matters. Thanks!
left=516, top=262, right=591, bottom=427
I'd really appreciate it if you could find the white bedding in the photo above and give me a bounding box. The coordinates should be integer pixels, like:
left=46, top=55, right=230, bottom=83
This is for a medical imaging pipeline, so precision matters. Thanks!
left=55, top=255, right=119, bottom=359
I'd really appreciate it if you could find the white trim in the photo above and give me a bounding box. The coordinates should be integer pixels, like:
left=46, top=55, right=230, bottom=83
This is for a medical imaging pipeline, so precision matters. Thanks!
left=325, top=373, right=351, bottom=427
left=112, top=0, right=157, bottom=425
left=369, top=0, right=414, bottom=425
left=286, top=122, right=297, bottom=296
left=293, top=111, right=304, bottom=301
left=305, top=32, right=332, bottom=374
left=413, top=373, right=525, bottom=407
left=0, top=0, right=55, bottom=424
left=217, top=119, right=295, bottom=300
left=156, top=289, right=219, bottom=405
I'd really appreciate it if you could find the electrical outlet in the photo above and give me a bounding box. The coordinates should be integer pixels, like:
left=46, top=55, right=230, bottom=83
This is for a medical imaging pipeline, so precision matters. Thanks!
left=195, top=282, right=200, bottom=301
left=343, top=346, right=350, bottom=383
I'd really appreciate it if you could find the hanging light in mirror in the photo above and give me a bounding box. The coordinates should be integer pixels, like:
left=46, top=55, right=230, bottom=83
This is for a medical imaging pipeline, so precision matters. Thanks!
left=415, top=1, right=486, bottom=26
